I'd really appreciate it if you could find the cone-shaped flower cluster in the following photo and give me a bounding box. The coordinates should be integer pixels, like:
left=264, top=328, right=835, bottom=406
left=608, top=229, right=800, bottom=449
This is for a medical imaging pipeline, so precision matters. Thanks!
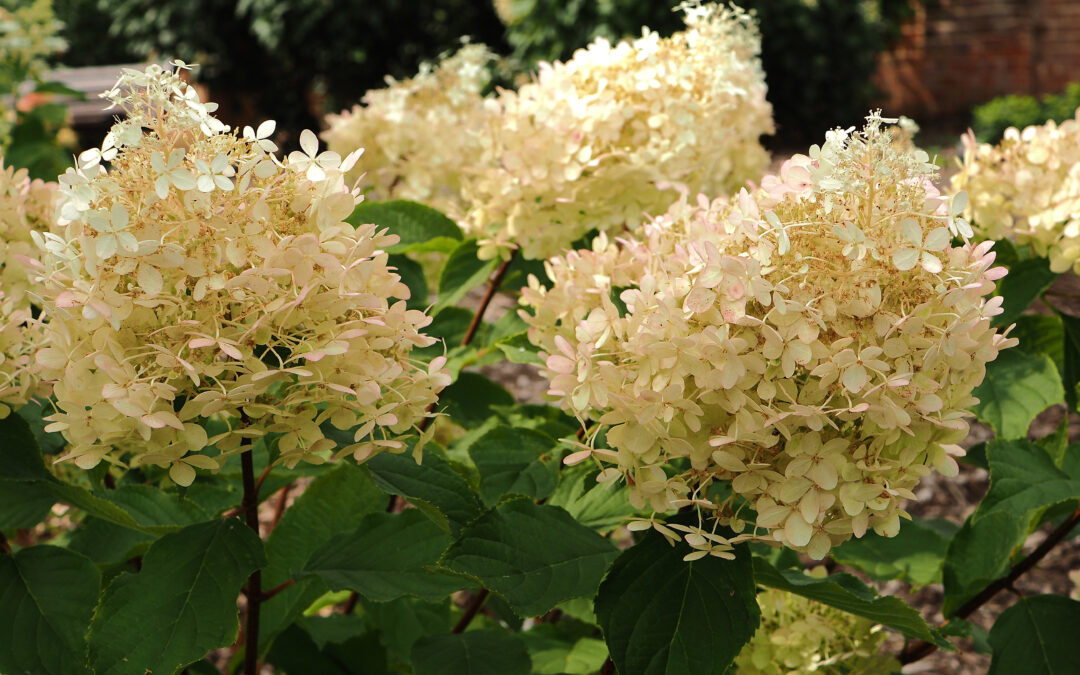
left=35, top=64, right=450, bottom=484
left=324, top=2, right=772, bottom=261
left=322, top=43, right=496, bottom=220
left=0, top=160, right=54, bottom=416
left=952, top=114, right=1080, bottom=273
left=522, top=114, right=1015, bottom=559
left=735, top=584, right=897, bottom=674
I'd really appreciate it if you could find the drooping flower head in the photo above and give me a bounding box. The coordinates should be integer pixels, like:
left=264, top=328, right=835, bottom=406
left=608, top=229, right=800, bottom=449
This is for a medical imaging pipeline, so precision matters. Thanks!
left=323, top=42, right=496, bottom=222
left=35, top=63, right=450, bottom=484
left=952, top=112, right=1080, bottom=273
left=735, top=583, right=897, bottom=674
left=0, top=159, right=54, bottom=416
left=523, top=113, right=1015, bottom=559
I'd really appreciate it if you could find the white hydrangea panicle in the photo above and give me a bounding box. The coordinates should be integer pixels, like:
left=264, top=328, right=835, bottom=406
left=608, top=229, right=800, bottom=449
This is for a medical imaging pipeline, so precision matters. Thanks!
left=952, top=112, right=1080, bottom=272
left=0, top=160, right=54, bottom=417
left=735, top=583, right=898, bottom=674
left=464, top=1, right=773, bottom=259
left=323, top=42, right=496, bottom=220
left=35, top=63, right=450, bottom=485
left=522, top=113, right=1016, bottom=558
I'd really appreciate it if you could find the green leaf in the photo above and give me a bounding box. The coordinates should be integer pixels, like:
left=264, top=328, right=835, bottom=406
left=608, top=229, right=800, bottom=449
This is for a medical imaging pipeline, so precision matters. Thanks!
left=0, top=414, right=147, bottom=533
left=302, top=509, right=464, bottom=602
left=1059, top=310, right=1080, bottom=411
left=266, top=622, right=388, bottom=675
left=442, top=500, right=618, bottom=617
left=0, top=546, right=100, bottom=675
left=523, top=628, right=608, bottom=675
left=942, top=511, right=1021, bottom=617
left=412, top=631, right=532, bottom=675
left=468, top=425, right=561, bottom=507
left=974, top=440, right=1080, bottom=523
left=259, top=463, right=388, bottom=653
left=596, top=528, right=759, bottom=675
left=17, top=399, right=67, bottom=455
left=362, top=596, right=453, bottom=666
left=1011, top=314, right=1065, bottom=374
left=87, top=519, right=266, bottom=675
left=940, top=618, right=992, bottom=655
left=389, top=253, right=429, bottom=310
left=436, top=239, right=498, bottom=314
left=101, top=484, right=212, bottom=532
left=438, top=371, right=515, bottom=428
left=830, top=518, right=957, bottom=586
left=1038, top=415, right=1070, bottom=467
left=347, top=200, right=463, bottom=254
left=753, top=558, right=951, bottom=648
left=0, top=481, right=55, bottom=528
left=546, top=464, right=640, bottom=534
left=992, top=256, right=1058, bottom=327
left=67, top=517, right=152, bottom=565
left=971, top=349, right=1063, bottom=439
left=988, top=595, right=1080, bottom=674
left=494, top=331, right=544, bottom=365
left=365, top=447, right=484, bottom=535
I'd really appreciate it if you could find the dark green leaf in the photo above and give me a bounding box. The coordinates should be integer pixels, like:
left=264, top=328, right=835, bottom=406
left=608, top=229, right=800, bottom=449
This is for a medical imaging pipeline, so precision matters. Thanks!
left=1059, top=310, right=1080, bottom=411
left=298, top=614, right=368, bottom=649
left=365, top=447, right=484, bottom=535
left=942, top=511, right=1021, bottom=617
left=988, top=595, right=1080, bottom=674
left=992, top=256, right=1057, bottom=327
left=523, top=628, right=608, bottom=675
left=389, top=253, right=429, bottom=310
left=753, top=558, right=950, bottom=648
left=17, top=400, right=67, bottom=455
left=597, top=528, right=759, bottom=675
left=362, top=596, right=453, bottom=665
left=0, top=546, right=100, bottom=675
left=971, top=349, right=1063, bottom=439
left=347, top=200, right=463, bottom=254
left=1038, top=415, right=1070, bottom=467
left=974, top=440, right=1080, bottom=523
left=438, top=371, right=514, bottom=427
left=442, top=500, right=618, bottom=617
left=266, top=622, right=388, bottom=675
left=101, top=484, right=212, bottom=532
left=468, top=425, right=560, bottom=506
left=831, top=518, right=957, bottom=586
left=87, top=519, right=266, bottom=675
left=412, top=631, right=532, bottom=675
left=1010, top=314, right=1065, bottom=374
left=259, top=463, right=388, bottom=653
left=0, top=481, right=55, bottom=528
left=436, top=239, right=498, bottom=313
left=940, top=618, right=992, bottom=655
left=302, top=509, right=463, bottom=602
left=67, top=517, right=152, bottom=565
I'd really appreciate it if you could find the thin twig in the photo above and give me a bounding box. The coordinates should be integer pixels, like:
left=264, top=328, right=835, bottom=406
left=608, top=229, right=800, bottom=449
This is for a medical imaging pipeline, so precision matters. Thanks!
left=461, top=252, right=517, bottom=348
left=222, top=463, right=274, bottom=519
left=452, top=589, right=490, bottom=634
left=269, top=483, right=292, bottom=533
left=240, top=443, right=263, bottom=675
left=900, top=505, right=1080, bottom=664
left=260, top=579, right=295, bottom=601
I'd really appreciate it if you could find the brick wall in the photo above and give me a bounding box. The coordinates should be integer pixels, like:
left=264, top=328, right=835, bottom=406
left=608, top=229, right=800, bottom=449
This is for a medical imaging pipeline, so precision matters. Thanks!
left=873, top=0, right=1080, bottom=122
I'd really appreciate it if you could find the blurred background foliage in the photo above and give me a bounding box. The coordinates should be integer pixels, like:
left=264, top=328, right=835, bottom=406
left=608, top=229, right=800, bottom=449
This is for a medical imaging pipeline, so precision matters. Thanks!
left=971, top=83, right=1080, bottom=143
left=49, top=0, right=915, bottom=149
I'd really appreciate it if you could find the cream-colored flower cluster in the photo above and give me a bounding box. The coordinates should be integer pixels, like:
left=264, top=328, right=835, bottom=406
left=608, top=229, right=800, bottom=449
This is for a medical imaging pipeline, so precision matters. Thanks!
left=522, top=114, right=1014, bottom=559
left=735, top=585, right=897, bottom=674
left=952, top=113, right=1080, bottom=273
left=35, top=63, right=450, bottom=485
left=0, top=160, right=54, bottom=416
left=324, top=3, right=772, bottom=261
left=467, top=2, right=772, bottom=259
left=323, top=43, right=495, bottom=220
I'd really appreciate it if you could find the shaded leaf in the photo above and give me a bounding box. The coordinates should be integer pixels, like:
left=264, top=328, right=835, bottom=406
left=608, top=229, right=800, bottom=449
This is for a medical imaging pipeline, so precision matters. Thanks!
left=988, top=595, right=1080, bottom=674
left=442, top=500, right=618, bottom=617
left=831, top=518, right=957, bottom=586
left=436, top=239, right=498, bottom=314
left=412, top=631, right=531, bottom=675
left=971, top=349, right=1063, bottom=439
left=365, top=446, right=484, bottom=535
left=992, top=256, right=1057, bottom=327
left=348, top=200, right=462, bottom=254
left=468, top=425, right=561, bottom=506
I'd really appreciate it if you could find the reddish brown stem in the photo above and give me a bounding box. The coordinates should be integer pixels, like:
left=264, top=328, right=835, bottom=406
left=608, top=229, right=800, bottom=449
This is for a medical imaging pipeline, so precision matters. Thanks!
left=900, top=505, right=1080, bottom=664
left=461, top=251, right=516, bottom=348
left=240, top=446, right=263, bottom=675
left=452, top=588, right=490, bottom=634
left=269, top=483, right=292, bottom=533
left=260, top=578, right=295, bottom=601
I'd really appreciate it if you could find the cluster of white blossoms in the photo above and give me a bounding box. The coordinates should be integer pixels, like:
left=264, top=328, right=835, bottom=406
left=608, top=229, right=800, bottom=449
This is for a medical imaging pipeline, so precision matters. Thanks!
left=34, top=63, right=450, bottom=484
left=952, top=113, right=1080, bottom=273
left=0, top=160, right=54, bottom=416
left=324, top=2, right=772, bottom=261
left=522, top=114, right=1015, bottom=559
left=735, top=584, right=897, bottom=674
left=322, top=42, right=496, bottom=220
